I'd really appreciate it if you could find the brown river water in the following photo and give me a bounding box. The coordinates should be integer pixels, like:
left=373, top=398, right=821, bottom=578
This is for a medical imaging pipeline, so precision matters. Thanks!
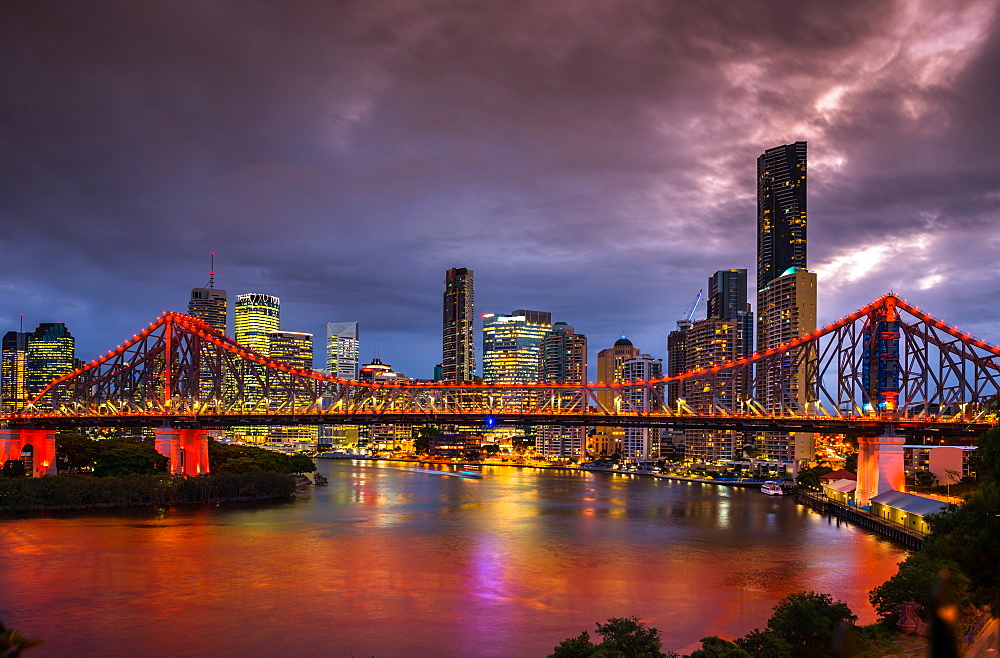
left=0, top=460, right=907, bottom=656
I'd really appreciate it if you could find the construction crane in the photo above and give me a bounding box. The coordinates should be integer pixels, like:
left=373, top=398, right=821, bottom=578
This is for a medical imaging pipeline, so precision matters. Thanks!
left=676, top=289, right=703, bottom=330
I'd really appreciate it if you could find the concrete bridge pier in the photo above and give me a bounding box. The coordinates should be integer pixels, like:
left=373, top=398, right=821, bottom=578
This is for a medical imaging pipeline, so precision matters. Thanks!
left=856, top=426, right=905, bottom=507
left=0, top=428, right=57, bottom=477
left=154, top=427, right=210, bottom=476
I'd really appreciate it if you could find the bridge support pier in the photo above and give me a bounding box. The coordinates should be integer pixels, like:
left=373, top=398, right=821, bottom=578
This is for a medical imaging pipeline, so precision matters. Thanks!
left=0, top=428, right=57, bottom=477
left=154, top=428, right=210, bottom=476
left=856, top=426, right=905, bottom=507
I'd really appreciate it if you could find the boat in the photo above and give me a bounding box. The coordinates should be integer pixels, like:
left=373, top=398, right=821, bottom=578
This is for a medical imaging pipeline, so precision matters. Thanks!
left=761, top=481, right=786, bottom=496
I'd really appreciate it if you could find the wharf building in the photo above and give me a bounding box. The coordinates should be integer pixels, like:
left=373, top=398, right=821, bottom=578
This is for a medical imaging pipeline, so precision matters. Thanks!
left=232, top=293, right=281, bottom=443
left=26, top=323, right=75, bottom=403
left=620, top=353, right=663, bottom=462
left=326, top=321, right=360, bottom=380
left=536, top=322, right=587, bottom=460
left=755, top=141, right=817, bottom=464
left=442, top=267, right=476, bottom=383
left=1, top=331, right=30, bottom=412
left=592, top=337, right=640, bottom=458
left=266, top=330, right=318, bottom=446
left=681, top=270, right=754, bottom=462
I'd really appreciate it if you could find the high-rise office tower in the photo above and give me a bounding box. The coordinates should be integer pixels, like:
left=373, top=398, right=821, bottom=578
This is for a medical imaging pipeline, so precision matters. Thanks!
left=188, top=253, right=227, bottom=334
left=234, top=294, right=280, bottom=353
left=481, top=310, right=552, bottom=383
left=593, top=337, right=641, bottom=457
left=326, top=322, right=359, bottom=380
left=536, top=322, right=587, bottom=459
left=267, top=331, right=317, bottom=445
left=757, top=141, right=807, bottom=292
left=756, top=142, right=816, bottom=464
left=1, top=331, right=30, bottom=412
left=442, top=267, right=475, bottom=383
left=26, top=323, right=75, bottom=399
left=232, top=294, right=280, bottom=443
left=684, top=270, right=754, bottom=462
left=621, top=354, right=663, bottom=461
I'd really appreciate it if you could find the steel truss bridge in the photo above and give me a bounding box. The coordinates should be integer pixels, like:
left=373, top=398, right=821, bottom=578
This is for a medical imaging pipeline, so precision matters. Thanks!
left=2, top=293, right=996, bottom=440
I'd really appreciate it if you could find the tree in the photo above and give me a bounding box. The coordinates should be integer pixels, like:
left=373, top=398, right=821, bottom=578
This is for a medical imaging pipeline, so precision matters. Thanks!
left=869, top=553, right=969, bottom=624
left=733, top=630, right=792, bottom=657
left=0, top=620, right=43, bottom=656
left=912, top=470, right=937, bottom=488
left=93, top=446, right=169, bottom=477
left=55, top=433, right=100, bottom=471
left=549, top=617, right=668, bottom=658
left=288, top=454, right=316, bottom=474
left=764, top=591, right=856, bottom=657
left=1, top=460, right=26, bottom=478
left=795, top=465, right=832, bottom=490
left=689, top=636, right=750, bottom=657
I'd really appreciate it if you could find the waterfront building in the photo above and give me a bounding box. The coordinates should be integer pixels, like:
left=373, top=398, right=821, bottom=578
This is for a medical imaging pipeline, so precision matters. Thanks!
left=755, top=142, right=816, bottom=465
left=756, top=267, right=818, bottom=462
left=188, top=288, right=227, bottom=335
left=232, top=293, right=280, bottom=443
left=620, top=354, right=663, bottom=461
left=683, top=270, right=754, bottom=462
left=481, top=310, right=552, bottom=384
left=757, top=141, right=807, bottom=292
left=592, top=337, right=640, bottom=457
left=442, top=267, right=475, bottom=383
left=266, top=330, right=317, bottom=444
left=234, top=293, right=280, bottom=353
left=26, top=323, right=75, bottom=401
left=536, top=322, right=587, bottom=460
left=1, top=331, right=30, bottom=412
left=326, top=321, right=359, bottom=380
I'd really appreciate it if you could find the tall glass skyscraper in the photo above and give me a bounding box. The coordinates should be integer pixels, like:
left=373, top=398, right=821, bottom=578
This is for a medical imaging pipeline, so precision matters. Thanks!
left=442, top=267, right=475, bottom=383
left=234, top=293, right=280, bottom=353
left=267, top=330, right=318, bottom=445
left=26, top=323, right=75, bottom=398
left=481, top=310, right=551, bottom=383
left=1, top=331, right=30, bottom=411
left=326, top=321, right=360, bottom=380
left=757, top=141, right=807, bottom=292
left=536, top=323, right=587, bottom=459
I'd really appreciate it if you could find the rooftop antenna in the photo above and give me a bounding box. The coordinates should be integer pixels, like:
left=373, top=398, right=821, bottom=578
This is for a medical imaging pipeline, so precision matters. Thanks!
left=207, top=252, right=216, bottom=288
left=19, top=313, right=23, bottom=333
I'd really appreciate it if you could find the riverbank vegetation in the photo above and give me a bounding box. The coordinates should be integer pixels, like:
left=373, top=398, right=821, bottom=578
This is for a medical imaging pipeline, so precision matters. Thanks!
left=0, top=433, right=316, bottom=510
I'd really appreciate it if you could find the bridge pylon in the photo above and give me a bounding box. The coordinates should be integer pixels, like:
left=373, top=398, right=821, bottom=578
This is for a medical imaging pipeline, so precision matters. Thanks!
left=0, top=428, right=56, bottom=477
left=154, top=426, right=210, bottom=476
left=856, top=426, right=905, bottom=507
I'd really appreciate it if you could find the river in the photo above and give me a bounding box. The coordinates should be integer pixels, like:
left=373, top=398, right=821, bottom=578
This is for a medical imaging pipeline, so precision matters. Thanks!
left=0, top=461, right=907, bottom=656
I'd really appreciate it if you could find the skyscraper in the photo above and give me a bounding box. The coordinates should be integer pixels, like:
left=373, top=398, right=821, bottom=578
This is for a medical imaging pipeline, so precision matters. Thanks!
left=536, top=322, right=587, bottom=460
left=757, top=141, right=807, bottom=292
left=234, top=294, right=280, bottom=353
left=621, top=353, right=663, bottom=462
left=756, top=141, right=817, bottom=465
left=683, top=270, right=754, bottom=462
left=26, top=323, right=75, bottom=399
left=593, top=337, right=641, bottom=457
left=442, top=267, right=475, bottom=383
left=267, top=330, right=317, bottom=445
left=481, top=310, right=552, bottom=383
left=1, top=331, right=30, bottom=412
left=232, top=294, right=279, bottom=443
left=326, top=321, right=360, bottom=380
left=188, top=253, right=227, bottom=334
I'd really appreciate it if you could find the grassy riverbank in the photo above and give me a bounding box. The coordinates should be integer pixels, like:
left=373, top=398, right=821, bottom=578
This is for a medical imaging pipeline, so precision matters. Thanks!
left=0, top=471, right=296, bottom=511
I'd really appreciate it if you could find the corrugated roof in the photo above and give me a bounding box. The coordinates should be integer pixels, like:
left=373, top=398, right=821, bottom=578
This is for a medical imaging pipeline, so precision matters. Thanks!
left=824, top=479, right=857, bottom=493
left=871, top=490, right=948, bottom=517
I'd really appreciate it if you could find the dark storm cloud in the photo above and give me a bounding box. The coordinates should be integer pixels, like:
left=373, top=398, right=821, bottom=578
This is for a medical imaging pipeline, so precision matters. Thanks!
left=1, top=0, right=998, bottom=375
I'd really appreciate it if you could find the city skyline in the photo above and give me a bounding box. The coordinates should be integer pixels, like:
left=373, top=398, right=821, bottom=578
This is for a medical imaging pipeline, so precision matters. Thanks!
left=3, top=2, right=999, bottom=380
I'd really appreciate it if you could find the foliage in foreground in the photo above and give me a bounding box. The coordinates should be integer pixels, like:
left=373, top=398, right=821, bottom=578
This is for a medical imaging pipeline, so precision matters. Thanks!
left=0, top=619, right=43, bottom=656
left=551, top=592, right=898, bottom=658
left=0, top=471, right=295, bottom=510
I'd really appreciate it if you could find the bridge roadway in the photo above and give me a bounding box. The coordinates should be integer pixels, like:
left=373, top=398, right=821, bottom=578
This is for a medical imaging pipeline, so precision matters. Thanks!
left=0, top=410, right=990, bottom=440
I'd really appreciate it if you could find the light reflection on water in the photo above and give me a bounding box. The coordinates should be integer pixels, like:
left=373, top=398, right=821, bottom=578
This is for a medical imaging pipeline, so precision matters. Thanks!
left=0, top=461, right=907, bottom=657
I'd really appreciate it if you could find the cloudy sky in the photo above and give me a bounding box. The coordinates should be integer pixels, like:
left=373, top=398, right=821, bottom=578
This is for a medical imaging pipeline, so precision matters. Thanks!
left=3, top=0, right=999, bottom=377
